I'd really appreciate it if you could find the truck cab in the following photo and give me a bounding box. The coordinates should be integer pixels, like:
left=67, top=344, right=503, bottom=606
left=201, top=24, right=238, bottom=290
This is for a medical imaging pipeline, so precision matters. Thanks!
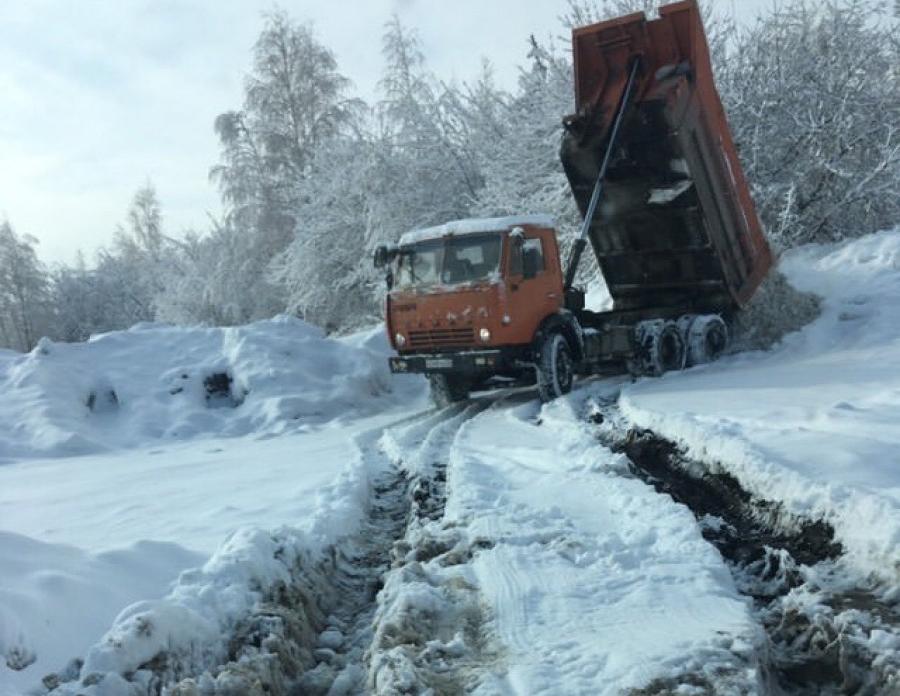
left=375, top=215, right=579, bottom=404
left=375, top=0, right=772, bottom=406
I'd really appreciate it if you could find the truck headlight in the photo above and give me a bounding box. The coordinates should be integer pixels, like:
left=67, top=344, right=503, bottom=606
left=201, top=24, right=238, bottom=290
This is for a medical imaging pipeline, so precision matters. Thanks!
left=478, top=328, right=491, bottom=343
left=395, top=332, right=406, bottom=347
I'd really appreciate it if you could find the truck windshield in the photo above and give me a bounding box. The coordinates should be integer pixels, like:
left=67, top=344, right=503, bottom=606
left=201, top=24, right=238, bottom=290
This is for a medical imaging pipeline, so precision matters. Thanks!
left=395, top=233, right=501, bottom=289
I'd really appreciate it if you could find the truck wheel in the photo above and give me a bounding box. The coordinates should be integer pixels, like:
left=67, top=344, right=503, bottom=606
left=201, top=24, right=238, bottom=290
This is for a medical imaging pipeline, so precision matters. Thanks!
left=636, top=320, right=686, bottom=376
left=427, top=374, right=469, bottom=408
left=537, top=333, right=574, bottom=402
left=686, top=314, right=728, bottom=365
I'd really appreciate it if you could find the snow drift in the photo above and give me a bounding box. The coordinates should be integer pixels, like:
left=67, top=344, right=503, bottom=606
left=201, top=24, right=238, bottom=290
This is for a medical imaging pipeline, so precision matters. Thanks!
left=0, top=319, right=427, bottom=694
left=0, top=317, right=419, bottom=461
left=621, top=227, right=900, bottom=581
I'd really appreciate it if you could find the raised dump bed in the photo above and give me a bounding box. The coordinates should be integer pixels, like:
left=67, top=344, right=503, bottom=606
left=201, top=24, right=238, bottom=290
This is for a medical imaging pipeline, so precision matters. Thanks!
left=561, top=0, right=772, bottom=315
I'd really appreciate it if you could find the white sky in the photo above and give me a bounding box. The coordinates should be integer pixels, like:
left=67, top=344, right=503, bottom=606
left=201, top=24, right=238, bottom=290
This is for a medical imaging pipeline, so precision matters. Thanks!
left=0, top=0, right=770, bottom=265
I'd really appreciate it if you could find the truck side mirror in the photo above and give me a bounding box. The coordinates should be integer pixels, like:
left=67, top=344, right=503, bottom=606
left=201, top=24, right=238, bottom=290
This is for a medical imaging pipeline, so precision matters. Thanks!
left=373, top=245, right=390, bottom=268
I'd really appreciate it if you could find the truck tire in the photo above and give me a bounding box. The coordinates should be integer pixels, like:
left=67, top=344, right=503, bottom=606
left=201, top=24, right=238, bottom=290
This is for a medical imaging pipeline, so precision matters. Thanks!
left=427, top=374, right=469, bottom=408
left=537, top=332, right=574, bottom=402
left=686, top=314, right=728, bottom=365
left=636, top=320, right=686, bottom=376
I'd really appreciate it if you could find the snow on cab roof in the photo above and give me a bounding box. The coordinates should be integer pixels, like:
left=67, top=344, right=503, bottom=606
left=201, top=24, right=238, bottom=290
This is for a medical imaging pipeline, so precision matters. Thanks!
left=398, top=214, right=555, bottom=246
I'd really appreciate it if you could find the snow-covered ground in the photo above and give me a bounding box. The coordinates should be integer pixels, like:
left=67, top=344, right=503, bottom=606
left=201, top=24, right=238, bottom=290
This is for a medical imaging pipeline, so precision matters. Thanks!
left=621, top=228, right=900, bottom=581
left=0, top=319, right=427, bottom=694
left=441, top=393, right=762, bottom=692
left=3, top=230, right=900, bottom=694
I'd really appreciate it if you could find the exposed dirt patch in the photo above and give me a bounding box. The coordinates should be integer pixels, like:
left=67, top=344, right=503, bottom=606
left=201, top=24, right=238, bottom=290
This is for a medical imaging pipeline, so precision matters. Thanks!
left=617, top=431, right=842, bottom=571
left=203, top=371, right=246, bottom=408
left=368, top=407, right=502, bottom=694
left=590, top=404, right=900, bottom=695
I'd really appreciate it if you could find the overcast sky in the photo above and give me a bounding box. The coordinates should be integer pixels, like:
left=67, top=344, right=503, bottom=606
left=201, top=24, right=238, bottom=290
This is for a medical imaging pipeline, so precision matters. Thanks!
left=1, top=0, right=769, bottom=265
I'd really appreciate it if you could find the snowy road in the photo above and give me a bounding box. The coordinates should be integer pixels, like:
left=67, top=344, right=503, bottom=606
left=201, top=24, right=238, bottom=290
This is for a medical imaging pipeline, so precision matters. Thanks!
left=4, top=231, right=900, bottom=694
left=6, top=379, right=900, bottom=694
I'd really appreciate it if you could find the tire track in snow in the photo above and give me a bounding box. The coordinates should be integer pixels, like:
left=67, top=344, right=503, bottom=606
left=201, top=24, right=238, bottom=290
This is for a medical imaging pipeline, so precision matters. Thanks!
left=368, top=397, right=504, bottom=694
left=587, top=395, right=900, bottom=695
left=38, top=406, right=457, bottom=696
left=436, top=384, right=764, bottom=694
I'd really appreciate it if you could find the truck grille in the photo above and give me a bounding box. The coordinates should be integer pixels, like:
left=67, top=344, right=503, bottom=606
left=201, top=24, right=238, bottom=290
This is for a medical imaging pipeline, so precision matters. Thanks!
left=408, top=327, right=474, bottom=350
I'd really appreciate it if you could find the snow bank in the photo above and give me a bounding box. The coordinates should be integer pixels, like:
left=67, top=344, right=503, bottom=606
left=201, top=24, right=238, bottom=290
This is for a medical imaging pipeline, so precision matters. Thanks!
left=0, top=320, right=427, bottom=694
left=621, top=227, right=900, bottom=581
left=35, top=425, right=383, bottom=695
left=0, top=317, right=422, bottom=460
left=0, top=533, right=204, bottom=694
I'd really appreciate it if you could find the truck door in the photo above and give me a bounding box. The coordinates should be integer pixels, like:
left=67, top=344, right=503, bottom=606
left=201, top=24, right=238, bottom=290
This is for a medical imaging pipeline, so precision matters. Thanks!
left=505, top=230, right=563, bottom=341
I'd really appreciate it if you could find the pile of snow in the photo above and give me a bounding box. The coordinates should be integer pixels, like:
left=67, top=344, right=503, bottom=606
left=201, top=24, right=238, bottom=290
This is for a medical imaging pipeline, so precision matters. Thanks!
left=0, top=317, right=421, bottom=460
left=584, top=278, right=612, bottom=312
left=621, top=227, right=900, bottom=581
left=0, top=319, right=427, bottom=694
left=730, top=268, right=821, bottom=352
left=0, top=534, right=204, bottom=691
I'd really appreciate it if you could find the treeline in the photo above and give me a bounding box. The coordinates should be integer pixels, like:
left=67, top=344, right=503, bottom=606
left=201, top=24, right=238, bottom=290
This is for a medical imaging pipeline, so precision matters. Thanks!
left=1, top=0, right=898, bottom=351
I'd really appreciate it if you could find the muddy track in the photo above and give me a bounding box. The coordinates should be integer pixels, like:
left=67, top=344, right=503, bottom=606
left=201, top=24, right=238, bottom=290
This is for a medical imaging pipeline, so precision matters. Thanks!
left=587, top=399, right=900, bottom=695
left=367, top=400, right=501, bottom=695
left=40, top=403, right=503, bottom=696
left=148, top=402, right=499, bottom=696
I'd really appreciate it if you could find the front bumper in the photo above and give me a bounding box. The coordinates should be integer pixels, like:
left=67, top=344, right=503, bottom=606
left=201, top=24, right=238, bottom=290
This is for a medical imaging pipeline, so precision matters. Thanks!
left=389, top=350, right=504, bottom=375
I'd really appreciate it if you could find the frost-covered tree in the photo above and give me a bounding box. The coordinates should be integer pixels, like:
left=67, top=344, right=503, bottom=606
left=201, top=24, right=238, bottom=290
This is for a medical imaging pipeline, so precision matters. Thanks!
left=466, top=37, right=597, bottom=284
left=155, top=220, right=285, bottom=326
left=719, top=0, right=900, bottom=247
left=470, top=37, right=574, bottom=224
left=210, top=10, right=362, bottom=317
left=368, top=17, right=478, bottom=243
left=270, top=138, right=378, bottom=329
left=106, top=183, right=169, bottom=323
left=0, top=221, right=53, bottom=351
left=271, top=17, right=493, bottom=328
left=51, top=254, right=149, bottom=341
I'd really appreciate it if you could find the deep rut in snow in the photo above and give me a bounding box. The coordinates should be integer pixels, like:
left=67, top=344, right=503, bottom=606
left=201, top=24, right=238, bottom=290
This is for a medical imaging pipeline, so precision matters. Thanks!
left=161, top=402, right=499, bottom=696
left=40, top=405, right=501, bottom=696
left=587, top=400, right=900, bottom=695
left=367, top=401, right=501, bottom=695
left=142, top=463, right=415, bottom=696
left=290, top=466, right=413, bottom=694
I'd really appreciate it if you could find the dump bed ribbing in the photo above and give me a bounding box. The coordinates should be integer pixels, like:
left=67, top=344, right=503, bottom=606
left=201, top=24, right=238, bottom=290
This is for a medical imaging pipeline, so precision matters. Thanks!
left=560, top=0, right=772, bottom=314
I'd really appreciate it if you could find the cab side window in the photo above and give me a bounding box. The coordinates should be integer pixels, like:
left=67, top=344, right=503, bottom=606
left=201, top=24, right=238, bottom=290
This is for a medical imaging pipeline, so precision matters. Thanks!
left=510, top=237, right=545, bottom=277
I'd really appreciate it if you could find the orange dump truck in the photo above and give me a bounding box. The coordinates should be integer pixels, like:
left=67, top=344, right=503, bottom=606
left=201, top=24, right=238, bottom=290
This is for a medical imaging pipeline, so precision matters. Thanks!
left=375, top=0, right=772, bottom=405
